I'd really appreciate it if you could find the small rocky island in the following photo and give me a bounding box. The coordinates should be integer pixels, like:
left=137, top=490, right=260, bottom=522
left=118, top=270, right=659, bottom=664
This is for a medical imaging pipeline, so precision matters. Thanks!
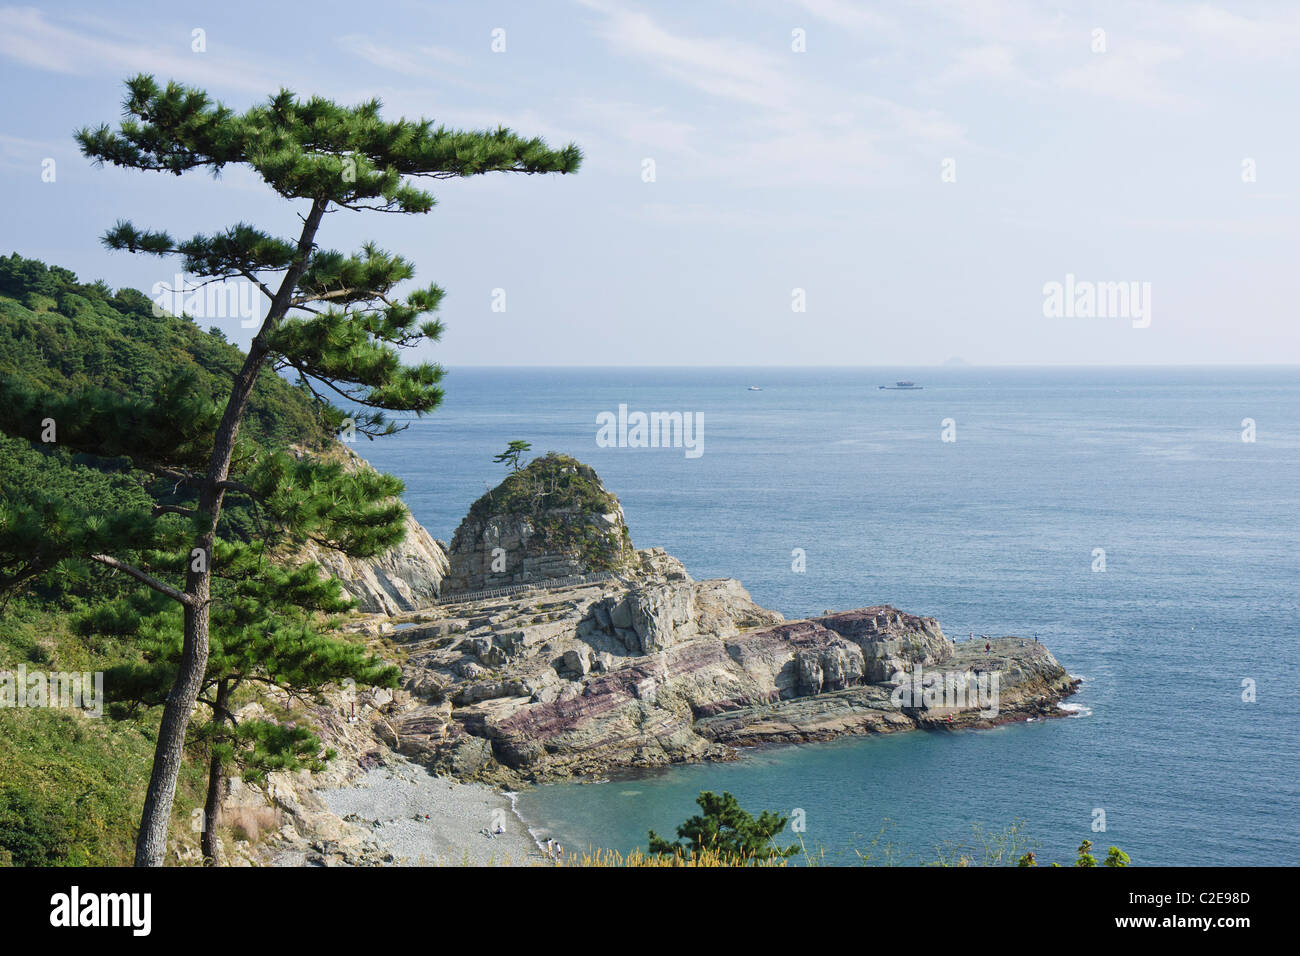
left=345, top=453, right=1079, bottom=786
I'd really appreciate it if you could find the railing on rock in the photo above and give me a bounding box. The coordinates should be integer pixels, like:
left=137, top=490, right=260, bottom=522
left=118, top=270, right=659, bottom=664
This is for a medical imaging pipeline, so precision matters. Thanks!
left=435, top=571, right=616, bottom=606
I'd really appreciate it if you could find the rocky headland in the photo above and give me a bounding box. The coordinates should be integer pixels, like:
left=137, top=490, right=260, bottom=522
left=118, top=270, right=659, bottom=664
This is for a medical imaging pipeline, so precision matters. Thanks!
left=242, top=451, right=1077, bottom=863
left=342, top=453, right=1078, bottom=785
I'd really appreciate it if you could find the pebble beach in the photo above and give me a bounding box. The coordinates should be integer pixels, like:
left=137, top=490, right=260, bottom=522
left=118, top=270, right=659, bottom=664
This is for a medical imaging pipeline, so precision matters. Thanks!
left=316, top=760, right=551, bottom=867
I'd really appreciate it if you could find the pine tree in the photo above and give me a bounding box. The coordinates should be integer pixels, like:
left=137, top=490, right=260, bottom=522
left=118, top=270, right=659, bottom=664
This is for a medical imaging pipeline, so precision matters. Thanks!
left=0, top=75, right=579, bottom=865
left=493, top=440, right=532, bottom=472
left=648, top=790, right=799, bottom=862
left=89, top=548, right=400, bottom=866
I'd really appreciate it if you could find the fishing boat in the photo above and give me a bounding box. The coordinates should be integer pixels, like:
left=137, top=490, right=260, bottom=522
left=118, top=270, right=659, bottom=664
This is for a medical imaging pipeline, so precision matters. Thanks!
left=747, top=385, right=762, bottom=391
left=879, top=381, right=922, bottom=390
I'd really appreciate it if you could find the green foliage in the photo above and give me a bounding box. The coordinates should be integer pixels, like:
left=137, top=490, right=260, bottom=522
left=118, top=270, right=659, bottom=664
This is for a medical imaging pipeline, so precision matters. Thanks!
left=76, top=75, right=581, bottom=205
left=242, top=450, right=408, bottom=557
left=648, top=791, right=799, bottom=863
left=217, top=720, right=332, bottom=785
left=0, top=253, right=333, bottom=449
left=1104, top=845, right=1130, bottom=867
left=0, top=787, right=69, bottom=866
left=89, top=535, right=399, bottom=860
left=1042, top=839, right=1130, bottom=867
left=72, top=74, right=578, bottom=443
left=0, top=256, right=406, bottom=860
left=0, top=605, right=207, bottom=866
left=1076, top=838, right=1098, bottom=867
left=2, top=72, right=581, bottom=864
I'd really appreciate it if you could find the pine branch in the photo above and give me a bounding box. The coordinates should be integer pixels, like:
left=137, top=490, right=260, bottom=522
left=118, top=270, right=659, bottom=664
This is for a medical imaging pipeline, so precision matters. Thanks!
left=90, top=554, right=193, bottom=606
left=239, top=269, right=277, bottom=302
left=152, top=505, right=197, bottom=519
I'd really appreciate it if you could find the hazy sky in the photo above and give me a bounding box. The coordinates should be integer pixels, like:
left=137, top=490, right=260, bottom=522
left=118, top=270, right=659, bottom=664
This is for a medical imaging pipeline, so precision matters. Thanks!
left=1, top=0, right=1297, bottom=365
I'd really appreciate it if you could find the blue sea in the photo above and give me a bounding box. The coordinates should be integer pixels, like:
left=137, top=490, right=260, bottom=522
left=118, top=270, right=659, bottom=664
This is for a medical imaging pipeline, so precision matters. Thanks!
left=355, top=367, right=1300, bottom=866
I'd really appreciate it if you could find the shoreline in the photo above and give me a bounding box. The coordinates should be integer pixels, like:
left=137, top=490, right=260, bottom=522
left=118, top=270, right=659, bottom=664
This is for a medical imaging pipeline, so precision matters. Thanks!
left=509, top=695, right=1091, bottom=857
left=306, top=759, right=553, bottom=866
left=265, top=683, right=1092, bottom=866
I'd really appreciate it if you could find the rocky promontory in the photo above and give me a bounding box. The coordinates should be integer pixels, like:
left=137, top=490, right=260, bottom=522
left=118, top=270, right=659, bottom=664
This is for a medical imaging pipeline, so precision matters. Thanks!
left=338, top=454, right=1079, bottom=786
left=443, top=452, right=637, bottom=594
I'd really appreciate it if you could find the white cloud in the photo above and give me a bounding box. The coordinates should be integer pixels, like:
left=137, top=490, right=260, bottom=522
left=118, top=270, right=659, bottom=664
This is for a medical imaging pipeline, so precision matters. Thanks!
left=335, top=34, right=473, bottom=80
left=1184, top=4, right=1300, bottom=58
left=0, top=6, right=280, bottom=94
left=574, top=0, right=967, bottom=186
left=1056, top=40, right=1187, bottom=107
left=932, top=45, right=1024, bottom=85
left=789, top=0, right=896, bottom=34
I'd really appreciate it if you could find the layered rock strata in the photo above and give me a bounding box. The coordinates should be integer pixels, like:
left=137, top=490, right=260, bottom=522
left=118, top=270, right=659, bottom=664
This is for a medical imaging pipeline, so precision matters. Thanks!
left=363, top=549, right=1077, bottom=784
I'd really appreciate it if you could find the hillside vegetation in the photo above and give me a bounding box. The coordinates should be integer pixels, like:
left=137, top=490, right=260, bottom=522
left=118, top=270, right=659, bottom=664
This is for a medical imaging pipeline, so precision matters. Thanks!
left=0, top=253, right=341, bottom=864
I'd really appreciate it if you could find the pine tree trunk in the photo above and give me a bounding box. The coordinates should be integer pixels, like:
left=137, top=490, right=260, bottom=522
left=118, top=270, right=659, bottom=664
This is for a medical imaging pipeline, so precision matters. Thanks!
left=133, top=198, right=327, bottom=867
left=133, top=598, right=210, bottom=866
left=200, top=679, right=230, bottom=866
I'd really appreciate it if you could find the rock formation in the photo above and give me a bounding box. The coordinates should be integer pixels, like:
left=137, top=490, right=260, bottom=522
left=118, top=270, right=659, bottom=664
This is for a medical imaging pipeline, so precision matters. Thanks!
left=304, top=509, right=448, bottom=615
left=294, top=445, right=449, bottom=614
left=242, top=456, right=1080, bottom=862
left=322, top=458, right=1079, bottom=785
left=443, top=452, right=637, bottom=595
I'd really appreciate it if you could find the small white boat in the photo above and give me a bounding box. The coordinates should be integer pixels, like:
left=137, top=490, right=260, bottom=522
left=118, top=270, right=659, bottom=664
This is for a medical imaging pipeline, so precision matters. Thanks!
left=747, top=385, right=762, bottom=391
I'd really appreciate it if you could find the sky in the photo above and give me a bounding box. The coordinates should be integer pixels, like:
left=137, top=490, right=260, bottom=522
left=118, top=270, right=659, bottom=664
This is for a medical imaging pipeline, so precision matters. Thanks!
left=0, top=0, right=1297, bottom=366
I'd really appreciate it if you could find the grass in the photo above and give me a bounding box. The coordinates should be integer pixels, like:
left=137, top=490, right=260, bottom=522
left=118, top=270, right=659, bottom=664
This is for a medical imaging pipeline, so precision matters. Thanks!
left=0, top=599, right=206, bottom=866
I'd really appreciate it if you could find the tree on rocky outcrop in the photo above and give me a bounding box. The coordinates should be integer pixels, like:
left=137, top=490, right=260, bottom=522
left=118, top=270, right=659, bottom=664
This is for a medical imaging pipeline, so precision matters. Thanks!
left=0, top=74, right=580, bottom=865
left=492, top=440, right=532, bottom=472
left=648, top=790, right=799, bottom=863
left=446, top=453, right=637, bottom=593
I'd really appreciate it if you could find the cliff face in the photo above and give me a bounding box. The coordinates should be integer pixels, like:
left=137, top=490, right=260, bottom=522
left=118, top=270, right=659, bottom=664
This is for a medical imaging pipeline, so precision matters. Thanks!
left=303, top=509, right=448, bottom=615
left=443, top=453, right=637, bottom=595
left=294, top=445, right=449, bottom=614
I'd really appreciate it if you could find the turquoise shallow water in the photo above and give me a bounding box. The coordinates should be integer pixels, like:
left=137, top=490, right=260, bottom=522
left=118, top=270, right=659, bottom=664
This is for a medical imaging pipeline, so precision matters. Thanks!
left=356, top=367, right=1300, bottom=866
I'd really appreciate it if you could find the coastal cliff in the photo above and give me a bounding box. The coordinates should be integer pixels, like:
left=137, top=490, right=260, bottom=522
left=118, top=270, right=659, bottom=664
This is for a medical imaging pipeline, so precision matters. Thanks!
left=304, top=507, right=448, bottom=614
